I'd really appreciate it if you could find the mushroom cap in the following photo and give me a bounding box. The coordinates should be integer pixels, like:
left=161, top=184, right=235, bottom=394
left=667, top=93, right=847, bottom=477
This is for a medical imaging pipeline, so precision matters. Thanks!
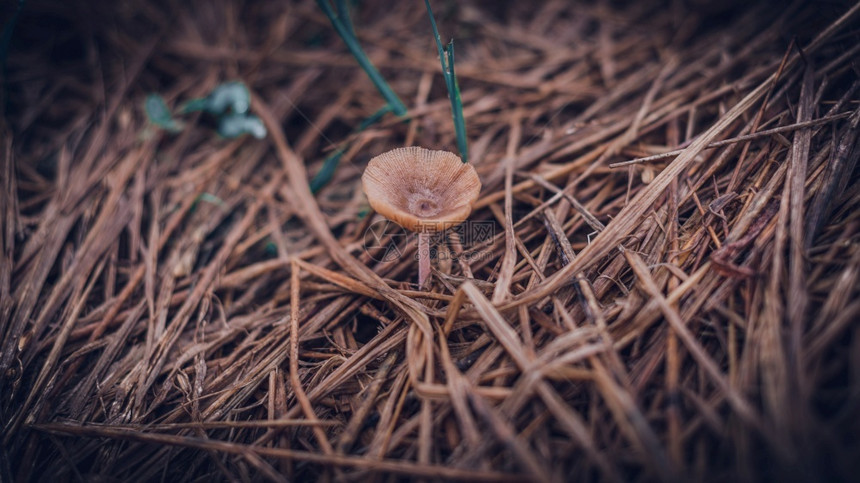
left=362, top=147, right=482, bottom=233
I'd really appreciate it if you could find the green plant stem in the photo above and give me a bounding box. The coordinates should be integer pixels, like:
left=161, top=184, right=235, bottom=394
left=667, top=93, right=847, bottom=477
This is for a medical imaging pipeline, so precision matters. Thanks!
left=317, top=0, right=407, bottom=117
left=446, top=41, right=468, bottom=163
left=424, top=0, right=469, bottom=163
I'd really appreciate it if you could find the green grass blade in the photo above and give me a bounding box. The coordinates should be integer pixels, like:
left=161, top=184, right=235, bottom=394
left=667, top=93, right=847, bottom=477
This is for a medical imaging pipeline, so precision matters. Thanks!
left=446, top=40, right=468, bottom=163
left=423, top=0, right=469, bottom=163
left=310, top=104, right=392, bottom=193
left=310, top=147, right=346, bottom=194
left=317, top=0, right=407, bottom=117
left=424, top=0, right=448, bottom=78
left=357, top=104, right=392, bottom=131
left=334, top=0, right=356, bottom=39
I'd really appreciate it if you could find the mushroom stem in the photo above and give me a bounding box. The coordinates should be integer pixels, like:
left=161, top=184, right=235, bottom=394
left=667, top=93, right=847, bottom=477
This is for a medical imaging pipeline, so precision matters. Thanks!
left=418, top=232, right=431, bottom=288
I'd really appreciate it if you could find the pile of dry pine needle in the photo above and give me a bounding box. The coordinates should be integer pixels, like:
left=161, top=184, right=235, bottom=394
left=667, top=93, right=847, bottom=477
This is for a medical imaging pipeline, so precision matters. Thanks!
left=2, top=0, right=859, bottom=481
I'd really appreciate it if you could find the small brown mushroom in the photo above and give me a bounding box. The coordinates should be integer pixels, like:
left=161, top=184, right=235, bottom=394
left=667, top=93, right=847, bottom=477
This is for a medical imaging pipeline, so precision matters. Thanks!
left=362, top=146, right=481, bottom=287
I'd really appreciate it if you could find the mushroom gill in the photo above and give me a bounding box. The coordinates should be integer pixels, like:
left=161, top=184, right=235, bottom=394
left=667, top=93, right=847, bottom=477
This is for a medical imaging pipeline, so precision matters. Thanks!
left=361, top=147, right=481, bottom=233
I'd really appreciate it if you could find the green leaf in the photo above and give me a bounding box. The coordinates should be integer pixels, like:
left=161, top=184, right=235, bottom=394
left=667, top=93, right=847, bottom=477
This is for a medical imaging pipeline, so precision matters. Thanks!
left=190, top=192, right=226, bottom=213
left=179, top=97, right=209, bottom=114
left=205, top=81, right=251, bottom=115
left=218, top=113, right=267, bottom=139
left=180, top=82, right=251, bottom=115
left=144, top=94, right=184, bottom=133
left=310, top=147, right=346, bottom=194
left=264, top=241, right=278, bottom=256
